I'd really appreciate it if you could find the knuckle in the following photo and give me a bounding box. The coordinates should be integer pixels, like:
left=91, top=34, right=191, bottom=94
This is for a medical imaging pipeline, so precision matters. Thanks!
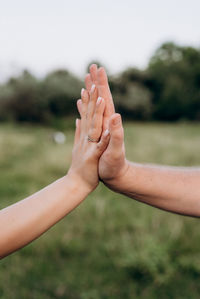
left=92, top=118, right=101, bottom=130
left=88, top=128, right=99, bottom=139
left=82, top=93, right=89, bottom=103
left=91, top=92, right=97, bottom=102
left=95, top=107, right=102, bottom=116
left=97, top=142, right=102, bottom=150
left=113, top=130, right=123, bottom=141
left=81, top=106, right=87, bottom=115
left=92, top=121, right=99, bottom=131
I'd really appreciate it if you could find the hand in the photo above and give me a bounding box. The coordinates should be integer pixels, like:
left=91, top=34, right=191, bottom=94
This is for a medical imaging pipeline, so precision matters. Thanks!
left=68, top=84, right=110, bottom=192
left=84, top=65, right=129, bottom=187
left=85, top=65, right=115, bottom=132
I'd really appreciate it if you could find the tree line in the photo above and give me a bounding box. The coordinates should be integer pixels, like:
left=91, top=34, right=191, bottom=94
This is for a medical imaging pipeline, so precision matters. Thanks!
left=0, top=42, right=200, bottom=123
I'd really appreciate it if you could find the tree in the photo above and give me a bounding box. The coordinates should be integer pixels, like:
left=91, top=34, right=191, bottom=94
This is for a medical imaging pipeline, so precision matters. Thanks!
left=148, top=42, right=200, bottom=120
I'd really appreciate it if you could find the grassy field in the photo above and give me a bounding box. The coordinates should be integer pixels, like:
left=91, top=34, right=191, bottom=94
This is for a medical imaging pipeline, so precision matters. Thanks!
left=1, top=122, right=200, bottom=299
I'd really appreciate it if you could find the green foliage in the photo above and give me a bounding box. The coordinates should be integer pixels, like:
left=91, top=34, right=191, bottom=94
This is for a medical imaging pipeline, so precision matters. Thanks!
left=148, top=42, right=200, bottom=120
left=0, top=41, right=200, bottom=123
left=41, top=70, right=82, bottom=117
left=0, top=69, right=82, bottom=123
left=110, top=69, right=152, bottom=119
left=0, top=71, right=43, bottom=122
left=1, top=122, right=200, bottom=298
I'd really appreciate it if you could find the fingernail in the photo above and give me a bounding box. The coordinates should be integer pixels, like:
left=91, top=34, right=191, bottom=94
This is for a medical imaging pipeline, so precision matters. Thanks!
left=91, top=84, right=95, bottom=93
left=77, top=99, right=82, bottom=106
left=104, top=129, right=110, bottom=137
left=97, top=97, right=102, bottom=105
left=112, top=115, right=121, bottom=126
left=81, top=88, right=84, bottom=96
left=75, top=118, right=79, bottom=127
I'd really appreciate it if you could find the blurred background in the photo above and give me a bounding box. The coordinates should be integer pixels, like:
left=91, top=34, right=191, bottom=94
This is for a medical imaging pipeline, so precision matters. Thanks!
left=1, top=0, right=200, bottom=298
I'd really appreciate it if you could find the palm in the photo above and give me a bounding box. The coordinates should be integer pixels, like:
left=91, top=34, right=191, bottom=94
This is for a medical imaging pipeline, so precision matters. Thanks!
left=99, top=129, right=126, bottom=180
left=98, top=148, right=119, bottom=180
left=85, top=65, right=124, bottom=181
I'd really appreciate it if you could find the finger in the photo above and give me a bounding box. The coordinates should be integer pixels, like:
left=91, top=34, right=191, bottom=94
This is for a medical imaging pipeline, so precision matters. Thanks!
left=102, top=115, right=110, bottom=133
left=85, top=73, right=93, bottom=91
left=88, top=97, right=105, bottom=140
left=97, top=67, right=109, bottom=87
left=87, top=84, right=98, bottom=128
left=81, top=88, right=89, bottom=105
left=81, top=88, right=89, bottom=116
left=107, top=114, right=124, bottom=158
left=74, top=118, right=81, bottom=145
left=77, top=99, right=82, bottom=117
left=89, top=64, right=98, bottom=85
left=96, top=129, right=110, bottom=156
left=80, top=88, right=90, bottom=133
left=97, top=67, right=115, bottom=122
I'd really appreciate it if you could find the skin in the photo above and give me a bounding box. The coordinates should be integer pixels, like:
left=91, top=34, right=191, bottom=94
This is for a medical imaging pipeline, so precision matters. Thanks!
left=82, top=64, right=200, bottom=218
left=83, top=65, right=129, bottom=182
left=0, top=85, right=110, bottom=259
left=1, top=65, right=200, bottom=259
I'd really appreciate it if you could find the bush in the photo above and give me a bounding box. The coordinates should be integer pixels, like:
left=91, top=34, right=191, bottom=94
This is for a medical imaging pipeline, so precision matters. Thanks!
left=148, top=42, right=200, bottom=121
left=0, top=70, right=83, bottom=123
left=110, top=69, right=152, bottom=120
left=0, top=41, right=200, bottom=123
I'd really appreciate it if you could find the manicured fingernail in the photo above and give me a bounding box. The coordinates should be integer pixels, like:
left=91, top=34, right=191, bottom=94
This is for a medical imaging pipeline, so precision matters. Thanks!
left=97, top=97, right=102, bottom=105
left=77, top=99, right=82, bottom=106
left=104, top=129, right=110, bottom=137
left=75, top=118, right=79, bottom=127
left=91, top=84, right=95, bottom=93
left=81, top=88, right=84, bottom=96
left=112, top=115, right=121, bottom=126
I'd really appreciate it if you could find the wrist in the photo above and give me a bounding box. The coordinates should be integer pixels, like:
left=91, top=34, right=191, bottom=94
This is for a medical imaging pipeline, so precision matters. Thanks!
left=65, top=170, right=95, bottom=196
left=102, top=159, right=131, bottom=192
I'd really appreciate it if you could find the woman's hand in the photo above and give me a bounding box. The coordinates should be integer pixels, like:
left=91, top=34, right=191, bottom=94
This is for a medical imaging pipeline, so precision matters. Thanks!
left=68, top=84, right=110, bottom=192
left=84, top=65, right=129, bottom=185
left=0, top=81, right=110, bottom=259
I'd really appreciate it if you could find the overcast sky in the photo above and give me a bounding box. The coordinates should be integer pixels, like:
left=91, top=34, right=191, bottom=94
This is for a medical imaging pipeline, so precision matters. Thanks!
left=0, top=0, right=200, bottom=81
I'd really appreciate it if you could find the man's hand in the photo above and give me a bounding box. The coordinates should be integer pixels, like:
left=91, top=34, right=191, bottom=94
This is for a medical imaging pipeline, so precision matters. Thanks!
left=84, top=65, right=129, bottom=187
left=82, top=65, right=200, bottom=217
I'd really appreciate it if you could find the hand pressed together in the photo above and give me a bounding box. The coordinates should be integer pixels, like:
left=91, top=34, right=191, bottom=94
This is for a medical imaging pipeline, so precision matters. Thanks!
left=68, top=83, right=110, bottom=192
left=84, top=64, right=129, bottom=186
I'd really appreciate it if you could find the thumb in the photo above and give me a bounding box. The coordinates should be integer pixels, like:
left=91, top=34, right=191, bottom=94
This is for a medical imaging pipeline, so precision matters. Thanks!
left=96, top=129, right=110, bottom=156
left=74, top=118, right=81, bottom=146
left=108, top=114, right=124, bottom=152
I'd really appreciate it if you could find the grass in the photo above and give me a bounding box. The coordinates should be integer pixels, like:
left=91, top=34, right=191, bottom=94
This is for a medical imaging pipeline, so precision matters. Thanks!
left=0, top=121, right=200, bottom=298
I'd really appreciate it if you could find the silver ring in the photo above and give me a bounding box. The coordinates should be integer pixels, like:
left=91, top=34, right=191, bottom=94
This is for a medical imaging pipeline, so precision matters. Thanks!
left=87, top=135, right=99, bottom=143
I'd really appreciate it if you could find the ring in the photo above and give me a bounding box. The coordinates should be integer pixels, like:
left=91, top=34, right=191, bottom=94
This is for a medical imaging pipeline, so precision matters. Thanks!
left=87, top=135, right=99, bottom=143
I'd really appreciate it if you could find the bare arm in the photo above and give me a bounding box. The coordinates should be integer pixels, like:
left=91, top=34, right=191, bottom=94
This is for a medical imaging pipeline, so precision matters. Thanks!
left=0, top=175, right=90, bottom=258
left=84, top=64, right=200, bottom=218
left=105, top=162, right=200, bottom=217
left=0, top=84, right=109, bottom=258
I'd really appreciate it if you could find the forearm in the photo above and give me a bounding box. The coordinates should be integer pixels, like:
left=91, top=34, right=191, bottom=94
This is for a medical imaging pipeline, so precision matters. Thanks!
left=0, top=174, right=90, bottom=258
left=106, top=161, right=200, bottom=217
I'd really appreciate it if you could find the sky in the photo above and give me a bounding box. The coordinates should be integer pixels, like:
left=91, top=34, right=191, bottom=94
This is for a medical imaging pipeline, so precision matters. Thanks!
left=0, top=0, right=200, bottom=81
